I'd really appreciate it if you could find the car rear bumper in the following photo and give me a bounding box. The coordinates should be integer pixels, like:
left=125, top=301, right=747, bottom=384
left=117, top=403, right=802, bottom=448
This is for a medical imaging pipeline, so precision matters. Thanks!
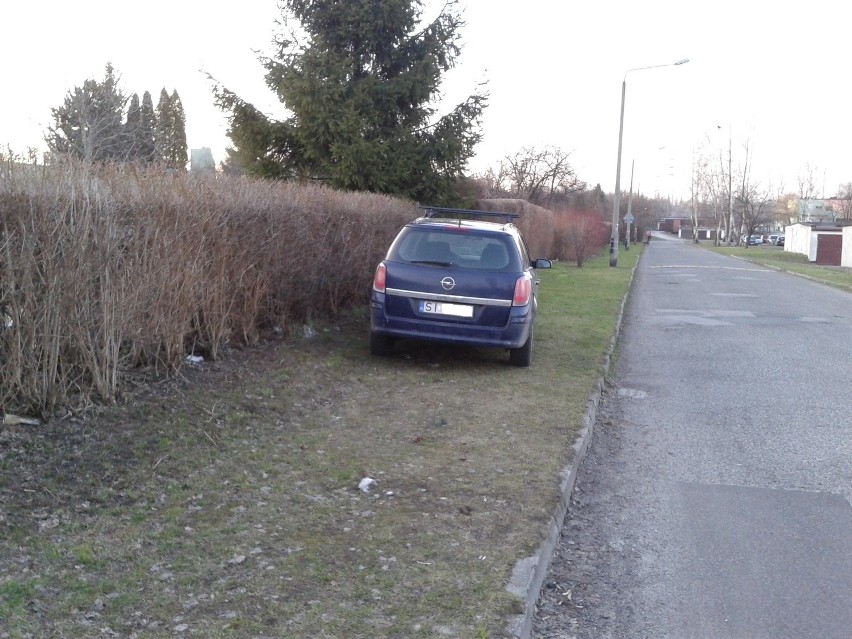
left=370, top=292, right=533, bottom=349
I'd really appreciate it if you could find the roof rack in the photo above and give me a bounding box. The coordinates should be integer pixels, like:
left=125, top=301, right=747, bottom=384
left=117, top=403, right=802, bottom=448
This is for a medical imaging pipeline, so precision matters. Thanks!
left=418, top=205, right=519, bottom=222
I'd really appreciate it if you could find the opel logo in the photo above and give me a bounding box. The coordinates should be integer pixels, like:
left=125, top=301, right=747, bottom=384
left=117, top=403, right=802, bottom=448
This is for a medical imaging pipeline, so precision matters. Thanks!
left=440, top=277, right=455, bottom=290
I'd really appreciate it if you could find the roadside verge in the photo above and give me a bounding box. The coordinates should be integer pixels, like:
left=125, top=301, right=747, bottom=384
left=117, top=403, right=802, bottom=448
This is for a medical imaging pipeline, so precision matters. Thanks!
left=507, top=247, right=644, bottom=638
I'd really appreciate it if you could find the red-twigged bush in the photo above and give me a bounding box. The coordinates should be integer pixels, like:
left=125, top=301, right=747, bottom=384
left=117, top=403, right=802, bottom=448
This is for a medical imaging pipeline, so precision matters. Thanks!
left=0, top=160, right=415, bottom=414
left=474, top=198, right=555, bottom=258
left=553, top=210, right=610, bottom=266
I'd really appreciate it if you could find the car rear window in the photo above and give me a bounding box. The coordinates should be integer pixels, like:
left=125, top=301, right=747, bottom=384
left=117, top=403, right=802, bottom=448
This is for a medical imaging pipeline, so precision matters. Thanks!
left=390, top=227, right=519, bottom=271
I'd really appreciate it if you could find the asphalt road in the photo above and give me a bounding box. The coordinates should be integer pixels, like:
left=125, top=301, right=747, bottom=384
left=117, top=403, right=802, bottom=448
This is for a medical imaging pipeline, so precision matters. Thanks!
left=532, top=237, right=852, bottom=639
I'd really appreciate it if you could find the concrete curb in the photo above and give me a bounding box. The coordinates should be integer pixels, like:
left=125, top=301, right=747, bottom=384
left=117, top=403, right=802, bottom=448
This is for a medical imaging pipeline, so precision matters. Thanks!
left=506, top=249, right=644, bottom=638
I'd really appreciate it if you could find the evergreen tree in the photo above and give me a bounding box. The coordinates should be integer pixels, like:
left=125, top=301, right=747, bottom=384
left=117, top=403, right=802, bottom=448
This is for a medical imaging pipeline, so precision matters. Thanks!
left=155, top=89, right=188, bottom=169
left=219, top=147, right=245, bottom=176
left=215, top=0, right=487, bottom=203
left=169, top=90, right=188, bottom=169
left=126, top=92, right=160, bottom=163
left=139, top=91, right=158, bottom=163
left=155, top=88, right=174, bottom=166
left=124, top=93, right=142, bottom=160
left=48, top=63, right=128, bottom=163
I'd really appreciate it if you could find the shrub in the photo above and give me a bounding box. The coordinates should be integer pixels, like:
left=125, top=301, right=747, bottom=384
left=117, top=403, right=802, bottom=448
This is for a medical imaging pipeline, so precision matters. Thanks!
left=0, top=159, right=414, bottom=414
left=553, top=210, right=610, bottom=267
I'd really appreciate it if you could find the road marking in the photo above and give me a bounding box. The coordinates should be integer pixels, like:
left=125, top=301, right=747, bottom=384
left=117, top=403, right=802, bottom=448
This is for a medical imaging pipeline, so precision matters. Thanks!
left=712, top=293, right=758, bottom=297
left=656, top=309, right=755, bottom=317
left=618, top=388, right=648, bottom=399
left=649, top=265, right=771, bottom=272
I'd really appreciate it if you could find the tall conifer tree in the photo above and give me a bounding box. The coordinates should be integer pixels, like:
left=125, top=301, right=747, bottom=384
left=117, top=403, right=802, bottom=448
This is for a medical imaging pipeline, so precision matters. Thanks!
left=169, top=90, right=188, bottom=169
left=125, top=93, right=142, bottom=159
left=155, top=88, right=174, bottom=166
left=155, top=89, right=188, bottom=169
left=215, top=0, right=486, bottom=203
left=139, top=91, right=157, bottom=163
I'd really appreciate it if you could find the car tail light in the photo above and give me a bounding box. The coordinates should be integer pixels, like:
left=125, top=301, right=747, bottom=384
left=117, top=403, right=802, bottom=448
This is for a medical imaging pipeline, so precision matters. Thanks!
left=373, top=263, right=387, bottom=293
left=513, top=276, right=531, bottom=306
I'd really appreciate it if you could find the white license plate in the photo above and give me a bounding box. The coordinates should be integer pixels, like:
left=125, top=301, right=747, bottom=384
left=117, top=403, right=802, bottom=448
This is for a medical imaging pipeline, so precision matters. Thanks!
left=419, top=300, right=473, bottom=318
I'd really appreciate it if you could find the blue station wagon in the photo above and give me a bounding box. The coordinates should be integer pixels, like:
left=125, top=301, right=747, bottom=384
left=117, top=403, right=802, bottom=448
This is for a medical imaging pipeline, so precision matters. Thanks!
left=369, top=207, right=552, bottom=366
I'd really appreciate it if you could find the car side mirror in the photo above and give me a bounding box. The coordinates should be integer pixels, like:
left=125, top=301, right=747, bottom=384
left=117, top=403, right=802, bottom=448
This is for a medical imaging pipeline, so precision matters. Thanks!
left=533, top=259, right=552, bottom=269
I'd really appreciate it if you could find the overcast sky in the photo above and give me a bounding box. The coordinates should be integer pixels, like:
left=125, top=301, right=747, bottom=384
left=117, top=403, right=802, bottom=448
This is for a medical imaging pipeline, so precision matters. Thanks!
left=4, top=0, right=851, bottom=200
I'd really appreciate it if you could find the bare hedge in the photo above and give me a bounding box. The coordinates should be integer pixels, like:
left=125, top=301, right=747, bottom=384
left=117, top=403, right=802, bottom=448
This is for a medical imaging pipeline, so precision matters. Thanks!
left=0, top=161, right=414, bottom=414
left=475, top=198, right=555, bottom=258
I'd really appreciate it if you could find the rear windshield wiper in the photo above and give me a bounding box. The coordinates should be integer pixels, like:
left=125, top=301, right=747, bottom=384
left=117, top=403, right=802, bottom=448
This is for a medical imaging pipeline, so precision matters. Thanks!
left=410, top=260, right=454, bottom=266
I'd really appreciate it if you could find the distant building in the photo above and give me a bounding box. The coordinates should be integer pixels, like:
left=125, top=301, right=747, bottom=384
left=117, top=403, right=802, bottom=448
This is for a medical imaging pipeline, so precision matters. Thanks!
left=679, top=225, right=723, bottom=241
left=798, top=199, right=834, bottom=223
left=821, top=197, right=852, bottom=221
left=658, top=216, right=689, bottom=234
left=191, top=147, right=215, bottom=174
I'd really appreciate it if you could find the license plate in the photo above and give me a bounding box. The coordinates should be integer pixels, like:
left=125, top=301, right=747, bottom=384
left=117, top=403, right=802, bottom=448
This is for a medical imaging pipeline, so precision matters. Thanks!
left=419, top=300, right=473, bottom=318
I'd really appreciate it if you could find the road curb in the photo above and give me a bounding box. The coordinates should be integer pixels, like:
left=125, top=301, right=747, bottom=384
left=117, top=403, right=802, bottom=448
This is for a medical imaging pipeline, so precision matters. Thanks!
left=507, top=249, right=643, bottom=638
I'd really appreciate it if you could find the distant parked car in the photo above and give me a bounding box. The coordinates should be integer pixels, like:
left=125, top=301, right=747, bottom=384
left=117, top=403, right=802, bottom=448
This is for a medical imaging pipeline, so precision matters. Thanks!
left=768, top=234, right=780, bottom=245
left=776, top=235, right=785, bottom=247
left=747, top=235, right=763, bottom=245
left=369, top=206, right=552, bottom=366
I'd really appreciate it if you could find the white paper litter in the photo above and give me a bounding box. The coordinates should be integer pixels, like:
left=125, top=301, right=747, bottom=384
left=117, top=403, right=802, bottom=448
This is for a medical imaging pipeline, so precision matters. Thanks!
left=358, top=477, right=376, bottom=493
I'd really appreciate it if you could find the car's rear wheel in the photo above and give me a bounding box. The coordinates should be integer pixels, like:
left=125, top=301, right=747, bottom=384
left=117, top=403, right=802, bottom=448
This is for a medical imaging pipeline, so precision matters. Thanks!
left=509, top=331, right=532, bottom=367
left=369, top=331, right=395, bottom=357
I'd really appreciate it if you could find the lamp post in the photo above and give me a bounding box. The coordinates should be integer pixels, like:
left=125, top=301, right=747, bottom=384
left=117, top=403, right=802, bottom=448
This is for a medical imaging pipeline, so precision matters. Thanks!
left=624, top=159, right=635, bottom=249
left=610, top=58, right=689, bottom=267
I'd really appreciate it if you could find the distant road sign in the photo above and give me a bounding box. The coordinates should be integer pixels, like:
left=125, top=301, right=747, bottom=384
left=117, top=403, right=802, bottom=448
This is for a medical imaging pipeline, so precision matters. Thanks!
left=623, top=214, right=634, bottom=224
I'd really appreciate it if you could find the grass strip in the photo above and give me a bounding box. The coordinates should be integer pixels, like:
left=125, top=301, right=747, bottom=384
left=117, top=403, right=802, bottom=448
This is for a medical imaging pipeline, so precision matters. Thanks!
left=702, top=245, right=852, bottom=291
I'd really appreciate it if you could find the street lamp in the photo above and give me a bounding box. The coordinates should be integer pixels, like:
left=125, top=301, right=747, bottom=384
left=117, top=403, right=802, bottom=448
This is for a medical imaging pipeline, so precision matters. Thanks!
left=610, top=58, right=689, bottom=267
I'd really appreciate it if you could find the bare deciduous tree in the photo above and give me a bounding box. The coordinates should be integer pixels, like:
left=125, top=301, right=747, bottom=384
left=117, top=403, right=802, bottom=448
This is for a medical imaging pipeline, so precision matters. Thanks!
left=834, top=183, right=852, bottom=220
left=689, top=153, right=703, bottom=243
left=773, top=193, right=798, bottom=228
left=794, top=162, right=822, bottom=221
left=692, top=128, right=736, bottom=245
left=797, top=162, right=819, bottom=200
left=494, top=146, right=585, bottom=206
left=733, top=140, right=776, bottom=246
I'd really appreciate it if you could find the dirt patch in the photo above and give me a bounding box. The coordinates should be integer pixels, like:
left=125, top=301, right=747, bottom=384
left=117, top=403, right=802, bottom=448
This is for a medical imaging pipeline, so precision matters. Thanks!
left=531, top=390, right=625, bottom=637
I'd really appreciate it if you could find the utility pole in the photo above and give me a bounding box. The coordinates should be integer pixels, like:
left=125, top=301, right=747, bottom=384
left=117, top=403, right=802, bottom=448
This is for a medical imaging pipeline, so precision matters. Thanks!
left=727, top=128, right=733, bottom=245
left=625, top=159, right=635, bottom=248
